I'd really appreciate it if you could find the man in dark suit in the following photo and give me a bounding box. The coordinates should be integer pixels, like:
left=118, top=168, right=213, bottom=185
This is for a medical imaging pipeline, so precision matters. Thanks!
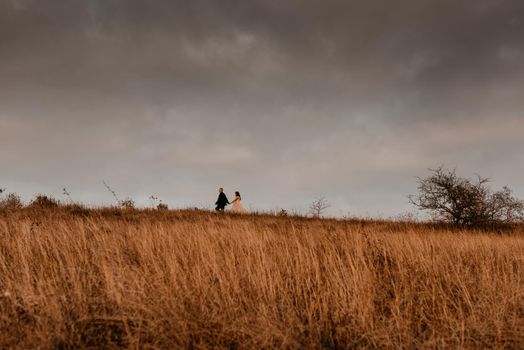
left=215, top=187, right=230, bottom=211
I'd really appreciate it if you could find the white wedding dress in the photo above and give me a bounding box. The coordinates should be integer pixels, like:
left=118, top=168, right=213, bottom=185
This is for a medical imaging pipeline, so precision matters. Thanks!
left=231, top=195, right=246, bottom=213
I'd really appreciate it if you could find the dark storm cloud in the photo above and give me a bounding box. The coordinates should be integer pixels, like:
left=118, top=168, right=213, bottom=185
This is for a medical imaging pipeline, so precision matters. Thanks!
left=1, top=0, right=524, bottom=214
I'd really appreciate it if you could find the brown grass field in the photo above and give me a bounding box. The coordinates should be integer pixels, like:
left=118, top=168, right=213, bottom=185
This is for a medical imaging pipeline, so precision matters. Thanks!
left=0, top=207, right=523, bottom=349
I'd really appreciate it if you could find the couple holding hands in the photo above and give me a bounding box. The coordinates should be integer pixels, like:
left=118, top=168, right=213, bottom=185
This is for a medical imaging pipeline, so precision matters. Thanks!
left=215, top=188, right=246, bottom=213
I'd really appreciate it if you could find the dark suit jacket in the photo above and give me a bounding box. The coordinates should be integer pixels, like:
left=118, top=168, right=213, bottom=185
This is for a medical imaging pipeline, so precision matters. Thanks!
left=215, top=192, right=229, bottom=207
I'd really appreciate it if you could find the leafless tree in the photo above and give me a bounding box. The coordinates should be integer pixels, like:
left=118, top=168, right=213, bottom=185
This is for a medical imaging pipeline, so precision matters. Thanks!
left=309, top=196, right=330, bottom=218
left=409, top=167, right=524, bottom=227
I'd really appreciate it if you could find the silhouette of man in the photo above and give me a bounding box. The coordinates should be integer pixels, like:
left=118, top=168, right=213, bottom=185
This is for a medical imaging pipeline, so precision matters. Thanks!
left=215, top=187, right=230, bottom=211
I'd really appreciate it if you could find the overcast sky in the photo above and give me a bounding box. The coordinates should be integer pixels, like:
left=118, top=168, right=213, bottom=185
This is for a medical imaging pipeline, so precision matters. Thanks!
left=1, top=0, right=524, bottom=216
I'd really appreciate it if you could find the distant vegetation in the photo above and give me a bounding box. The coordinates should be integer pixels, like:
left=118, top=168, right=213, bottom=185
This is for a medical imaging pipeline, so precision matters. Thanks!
left=2, top=166, right=523, bottom=228
left=410, top=167, right=524, bottom=228
left=0, top=191, right=23, bottom=210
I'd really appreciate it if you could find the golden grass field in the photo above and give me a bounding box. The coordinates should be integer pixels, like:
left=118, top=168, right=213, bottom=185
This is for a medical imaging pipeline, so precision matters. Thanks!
left=0, top=207, right=523, bottom=349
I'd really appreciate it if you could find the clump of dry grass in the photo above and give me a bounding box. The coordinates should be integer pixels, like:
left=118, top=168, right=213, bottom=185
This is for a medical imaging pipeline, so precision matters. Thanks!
left=0, top=208, right=523, bottom=349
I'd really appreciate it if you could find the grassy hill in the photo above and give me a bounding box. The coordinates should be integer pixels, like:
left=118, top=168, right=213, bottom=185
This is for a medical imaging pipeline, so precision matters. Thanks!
left=0, top=207, right=523, bottom=348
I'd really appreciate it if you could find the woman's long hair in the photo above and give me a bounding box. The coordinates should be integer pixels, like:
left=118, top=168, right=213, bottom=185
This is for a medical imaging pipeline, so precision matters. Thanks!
left=235, top=191, right=241, bottom=200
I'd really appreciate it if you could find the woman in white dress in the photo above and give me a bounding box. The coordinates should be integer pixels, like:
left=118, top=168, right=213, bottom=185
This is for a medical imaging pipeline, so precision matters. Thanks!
left=230, top=191, right=246, bottom=213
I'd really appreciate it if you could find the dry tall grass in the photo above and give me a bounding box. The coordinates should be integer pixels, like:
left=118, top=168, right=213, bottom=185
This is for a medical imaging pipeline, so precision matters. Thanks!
left=0, top=208, right=523, bottom=349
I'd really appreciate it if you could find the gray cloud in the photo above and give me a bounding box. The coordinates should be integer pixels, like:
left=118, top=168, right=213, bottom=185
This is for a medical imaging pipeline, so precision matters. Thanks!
left=1, top=0, right=523, bottom=215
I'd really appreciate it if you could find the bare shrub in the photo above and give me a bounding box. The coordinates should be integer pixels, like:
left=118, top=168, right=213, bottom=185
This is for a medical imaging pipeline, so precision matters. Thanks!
left=157, top=202, right=168, bottom=210
left=309, top=196, right=330, bottom=217
left=409, top=167, right=524, bottom=227
left=119, top=198, right=135, bottom=209
left=0, top=192, right=24, bottom=210
left=29, top=195, right=59, bottom=209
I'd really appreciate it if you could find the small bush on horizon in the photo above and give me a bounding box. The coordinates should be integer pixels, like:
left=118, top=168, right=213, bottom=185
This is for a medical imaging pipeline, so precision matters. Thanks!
left=30, top=195, right=60, bottom=209
left=0, top=192, right=24, bottom=210
left=157, top=202, right=168, bottom=210
left=119, top=198, right=135, bottom=209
